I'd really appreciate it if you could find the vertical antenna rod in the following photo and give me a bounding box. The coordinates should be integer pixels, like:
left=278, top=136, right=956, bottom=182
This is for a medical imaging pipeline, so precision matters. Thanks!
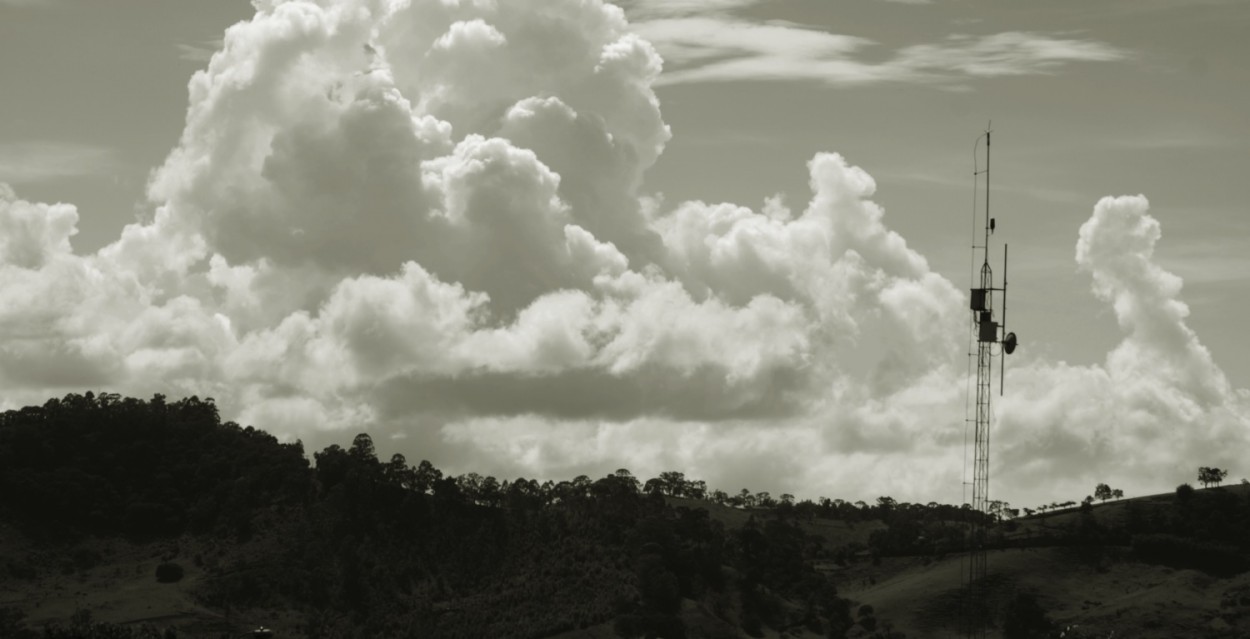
left=984, top=130, right=991, bottom=259
left=1001, top=244, right=1008, bottom=395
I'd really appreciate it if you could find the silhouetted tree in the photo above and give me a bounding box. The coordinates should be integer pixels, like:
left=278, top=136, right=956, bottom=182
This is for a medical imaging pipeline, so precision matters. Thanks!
left=1094, top=483, right=1112, bottom=502
left=414, top=459, right=442, bottom=494
left=686, top=479, right=707, bottom=500
left=613, top=468, right=640, bottom=493
left=1199, top=466, right=1228, bottom=488
left=349, top=433, right=377, bottom=462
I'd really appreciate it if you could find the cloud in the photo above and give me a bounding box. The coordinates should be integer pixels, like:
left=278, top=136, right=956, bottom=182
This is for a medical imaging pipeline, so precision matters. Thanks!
left=994, top=196, right=1248, bottom=502
left=0, top=184, right=78, bottom=268
left=0, top=0, right=1243, bottom=509
left=629, top=10, right=1126, bottom=87
left=619, top=0, right=762, bottom=20
left=0, top=143, right=118, bottom=184
left=895, top=31, right=1126, bottom=79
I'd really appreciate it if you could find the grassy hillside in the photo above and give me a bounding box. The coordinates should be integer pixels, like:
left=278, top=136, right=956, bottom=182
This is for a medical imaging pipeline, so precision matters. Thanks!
left=2, top=393, right=1248, bottom=638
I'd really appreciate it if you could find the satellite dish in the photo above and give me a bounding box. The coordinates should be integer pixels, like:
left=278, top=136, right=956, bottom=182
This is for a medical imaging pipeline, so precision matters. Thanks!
left=1003, top=332, right=1017, bottom=355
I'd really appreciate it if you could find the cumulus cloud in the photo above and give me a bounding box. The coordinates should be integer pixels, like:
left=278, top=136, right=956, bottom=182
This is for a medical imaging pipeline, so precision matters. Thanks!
left=1, top=0, right=1242, bottom=508
left=996, top=196, right=1249, bottom=502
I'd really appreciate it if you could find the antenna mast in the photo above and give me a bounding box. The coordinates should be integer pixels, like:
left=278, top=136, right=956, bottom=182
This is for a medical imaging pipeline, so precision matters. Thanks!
left=963, top=127, right=1017, bottom=638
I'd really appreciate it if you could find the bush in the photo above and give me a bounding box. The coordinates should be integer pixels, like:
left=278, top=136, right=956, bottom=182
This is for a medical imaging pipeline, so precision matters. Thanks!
left=155, top=562, right=184, bottom=583
left=1001, top=591, right=1052, bottom=639
left=1175, top=483, right=1195, bottom=504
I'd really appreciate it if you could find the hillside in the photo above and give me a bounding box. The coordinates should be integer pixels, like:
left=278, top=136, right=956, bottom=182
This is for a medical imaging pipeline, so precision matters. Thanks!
left=2, top=392, right=1250, bottom=638
left=0, top=393, right=859, bottom=638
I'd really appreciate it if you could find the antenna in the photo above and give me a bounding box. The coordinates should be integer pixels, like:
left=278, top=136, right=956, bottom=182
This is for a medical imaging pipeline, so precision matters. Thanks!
left=962, top=125, right=1019, bottom=639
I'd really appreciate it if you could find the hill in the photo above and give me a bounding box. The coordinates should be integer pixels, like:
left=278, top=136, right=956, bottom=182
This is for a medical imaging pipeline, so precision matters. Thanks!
left=0, top=393, right=859, bottom=638
left=2, top=392, right=1249, bottom=638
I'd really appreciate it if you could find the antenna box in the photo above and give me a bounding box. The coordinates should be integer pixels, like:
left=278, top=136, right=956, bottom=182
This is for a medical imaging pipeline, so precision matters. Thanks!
left=970, top=288, right=988, bottom=311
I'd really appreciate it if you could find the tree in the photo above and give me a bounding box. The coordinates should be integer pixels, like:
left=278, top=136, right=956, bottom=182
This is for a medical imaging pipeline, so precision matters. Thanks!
left=657, top=471, right=686, bottom=496
left=479, top=476, right=502, bottom=507
left=385, top=453, right=413, bottom=489
left=1199, top=466, right=1229, bottom=488
left=738, top=488, right=753, bottom=508
left=1094, top=483, right=1112, bottom=503
left=414, top=460, right=442, bottom=494
left=458, top=473, right=483, bottom=503
left=686, top=480, right=707, bottom=500
left=987, top=499, right=1010, bottom=521
left=643, top=478, right=664, bottom=495
left=613, top=468, right=641, bottom=493
left=1111, top=488, right=1123, bottom=500
left=349, top=433, right=376, bottom=462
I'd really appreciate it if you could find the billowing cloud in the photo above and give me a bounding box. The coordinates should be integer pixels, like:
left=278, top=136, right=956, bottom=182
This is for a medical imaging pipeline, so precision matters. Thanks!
left=995, top=196, right=1248, bottom=501
left=0, top=0, right=1243, bottom=509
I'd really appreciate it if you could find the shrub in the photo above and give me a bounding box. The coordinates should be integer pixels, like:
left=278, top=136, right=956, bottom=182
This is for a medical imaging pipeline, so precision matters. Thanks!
left=155, top=562, right=184, bottom=583
left=1175, top=483, right=1195, bottom=504
left=1001, top=591, right=1053, bottom=639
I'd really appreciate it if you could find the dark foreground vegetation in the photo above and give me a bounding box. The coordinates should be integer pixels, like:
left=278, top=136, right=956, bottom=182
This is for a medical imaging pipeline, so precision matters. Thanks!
left=2, top=392, right=1250, bottom=638
left=0, top=393, right=859, bottom=638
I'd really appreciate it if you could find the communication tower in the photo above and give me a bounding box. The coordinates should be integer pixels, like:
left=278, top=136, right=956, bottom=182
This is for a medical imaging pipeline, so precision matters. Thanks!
left=963, top=128, right=1017, bottom=637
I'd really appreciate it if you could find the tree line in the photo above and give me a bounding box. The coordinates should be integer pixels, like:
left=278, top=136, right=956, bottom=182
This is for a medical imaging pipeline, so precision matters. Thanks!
left=0, top=392, right=875, bottom=639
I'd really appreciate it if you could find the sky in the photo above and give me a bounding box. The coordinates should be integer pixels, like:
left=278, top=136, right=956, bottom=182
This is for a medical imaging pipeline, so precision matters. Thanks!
left=1, top=0, right=1248, bottom=509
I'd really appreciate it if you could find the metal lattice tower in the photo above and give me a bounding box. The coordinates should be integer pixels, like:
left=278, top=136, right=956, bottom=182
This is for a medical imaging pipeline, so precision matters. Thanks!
left=965, top=262, right=993, bottom=638
left=963, top=129, right=1016, bottom=638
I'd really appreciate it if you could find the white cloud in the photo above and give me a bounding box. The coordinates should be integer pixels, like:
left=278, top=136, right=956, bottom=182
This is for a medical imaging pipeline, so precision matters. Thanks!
left=895, top=31, right=1126, bottom=78
left=0, top=183, right=78, bottom=268
left=630, top=12, right=1126, bottom=87
left=994, top=196, right=1248, bottom=503
left=0, top=0, right=1241, bottom=509
left=620, top=0, right=762, bottom=20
